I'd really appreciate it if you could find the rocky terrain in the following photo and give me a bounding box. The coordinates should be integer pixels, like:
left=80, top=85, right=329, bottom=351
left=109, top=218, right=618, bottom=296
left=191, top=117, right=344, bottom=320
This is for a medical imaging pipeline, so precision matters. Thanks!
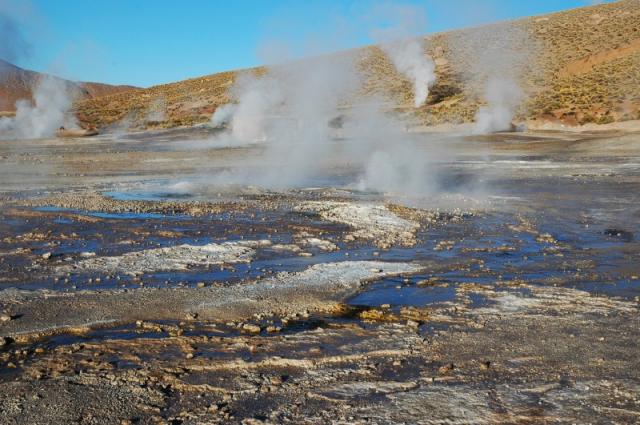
left=0, top=125, right=638, bottom=423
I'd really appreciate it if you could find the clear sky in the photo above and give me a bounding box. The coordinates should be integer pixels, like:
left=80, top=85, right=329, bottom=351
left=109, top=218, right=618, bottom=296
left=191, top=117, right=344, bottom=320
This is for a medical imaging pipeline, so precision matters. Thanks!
left=3, top=0, right=607, bottom=87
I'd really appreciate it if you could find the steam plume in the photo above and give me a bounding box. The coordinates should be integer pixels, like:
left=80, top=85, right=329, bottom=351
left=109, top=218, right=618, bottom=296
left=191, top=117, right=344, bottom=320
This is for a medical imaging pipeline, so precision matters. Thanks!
left=474, top=77, right=522, bottom=134
left=0, top=76, right=77, bottom=139
left=200, top=3, right=473, bottom=202
left=371, top=4, right=436, bottom=107
left=449, top=22, right=533, bottom=134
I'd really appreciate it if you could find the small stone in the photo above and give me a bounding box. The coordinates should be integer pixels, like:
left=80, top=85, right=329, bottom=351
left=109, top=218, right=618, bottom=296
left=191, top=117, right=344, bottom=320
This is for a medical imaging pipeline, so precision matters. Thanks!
left=266, top=325, right=282, bottom=333
left=196, top=282, right=206, bottom=288
left=185, top=353, right=194, bottom=359
left=242, top=323, right=262, bottom=333
left=41, top=252, right=52, bottom=260
left=0, top=314, right=12, bottom=322
left=406, top=319, right=420, bottom=328
left=0, top=337, right=9, bottom=347
left=270, top=375, right=285, bottom=385
left=438, top=363, right=455, bottom=374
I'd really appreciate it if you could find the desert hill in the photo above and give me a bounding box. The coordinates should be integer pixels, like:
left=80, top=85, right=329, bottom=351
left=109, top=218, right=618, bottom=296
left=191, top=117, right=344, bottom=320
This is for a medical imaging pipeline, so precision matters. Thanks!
left=0, top=59, right=137, bottom=114
left=69, top=0, right=640, bottom=130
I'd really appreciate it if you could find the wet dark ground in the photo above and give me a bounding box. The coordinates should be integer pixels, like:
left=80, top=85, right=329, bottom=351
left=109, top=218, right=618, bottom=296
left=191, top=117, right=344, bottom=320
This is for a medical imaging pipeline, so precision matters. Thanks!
left=0, top=129, right=639, bottom=423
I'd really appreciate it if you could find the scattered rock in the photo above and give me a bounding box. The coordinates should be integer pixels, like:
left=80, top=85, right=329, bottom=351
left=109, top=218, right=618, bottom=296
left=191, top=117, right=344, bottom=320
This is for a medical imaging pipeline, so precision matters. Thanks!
left=242, top=323, right=262, bottom=333
left=438, top=363, right=455, bottom=374
left=406, top=319, right=421, bottom=328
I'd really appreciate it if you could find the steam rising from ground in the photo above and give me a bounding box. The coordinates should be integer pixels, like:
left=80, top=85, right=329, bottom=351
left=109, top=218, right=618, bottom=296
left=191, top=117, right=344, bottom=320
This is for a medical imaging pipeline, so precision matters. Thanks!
left=0, top=76, right=77, bottom=139
left=383, top=39, right=436, bottom=107
left=449, top=22, right=533, bottom=134
left=198, top=3, right=478, bottom=202
left=145, top=97, right=167, bottom=123
left=189, top=3, right=532, bottom=202
left=371, top=4, right=435, bottom=107
left=474, top=77, right=523, bottom=134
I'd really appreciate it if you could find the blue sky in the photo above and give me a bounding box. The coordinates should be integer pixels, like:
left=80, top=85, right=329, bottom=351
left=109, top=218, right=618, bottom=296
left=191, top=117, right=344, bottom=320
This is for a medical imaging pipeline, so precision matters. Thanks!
left=5, top=0, right=605, bottom=87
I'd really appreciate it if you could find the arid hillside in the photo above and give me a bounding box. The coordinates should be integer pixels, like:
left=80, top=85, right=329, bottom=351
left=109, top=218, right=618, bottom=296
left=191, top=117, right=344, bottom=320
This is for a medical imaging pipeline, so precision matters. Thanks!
left=0, top=59, right=137, bottom=114
left=73, top=0, right=640, bottom=130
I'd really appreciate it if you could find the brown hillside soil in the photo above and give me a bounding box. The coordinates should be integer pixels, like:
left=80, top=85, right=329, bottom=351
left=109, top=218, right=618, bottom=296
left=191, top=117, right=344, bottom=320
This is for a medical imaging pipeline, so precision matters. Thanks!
left=559, top=38, right=640, bottom=78
left=72, top=0, right=640, bottom=131
left=0, top=59, right=138, bottom=114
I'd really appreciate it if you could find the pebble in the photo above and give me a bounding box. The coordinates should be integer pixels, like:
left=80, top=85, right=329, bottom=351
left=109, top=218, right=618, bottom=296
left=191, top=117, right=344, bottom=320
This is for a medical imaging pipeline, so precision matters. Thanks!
left=406, top=319, right=420, bottom=328
left=196, top=282, right=206, bottom=288
left=0, top=314, right=12, bottom=322
left=41, top=252, right=52, bottom=260
left=242, top=323, right=262, bottom=333
left=270, top=375, right=285, bottom=385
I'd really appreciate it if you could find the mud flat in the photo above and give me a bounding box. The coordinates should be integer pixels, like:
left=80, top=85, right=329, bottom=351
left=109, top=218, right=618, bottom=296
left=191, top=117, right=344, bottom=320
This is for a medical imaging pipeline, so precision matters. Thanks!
left=0, top=127, right=639, bottom=423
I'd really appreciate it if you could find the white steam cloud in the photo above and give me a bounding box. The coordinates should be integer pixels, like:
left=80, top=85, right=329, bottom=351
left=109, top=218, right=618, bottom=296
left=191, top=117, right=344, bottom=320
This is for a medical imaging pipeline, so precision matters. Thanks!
left=145, top=97, right=167, bottom=123
left=0, top=75, right=77, bottom=139
left=371, top=4, right=436, bottom=107
left=384, top=39, right=436, bottom=107
left=449, top=22, right=533, bottom=134
left=474, top=77, right=522, bottom=134
left=204, top=54, right=445, bottom=198
left=187, top=2, right=499, bottom=203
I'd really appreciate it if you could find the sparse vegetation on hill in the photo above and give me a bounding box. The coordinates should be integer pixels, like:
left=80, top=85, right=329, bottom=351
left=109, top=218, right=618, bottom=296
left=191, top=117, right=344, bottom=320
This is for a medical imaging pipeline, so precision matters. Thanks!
left=66, top=0, right=640, bottom=130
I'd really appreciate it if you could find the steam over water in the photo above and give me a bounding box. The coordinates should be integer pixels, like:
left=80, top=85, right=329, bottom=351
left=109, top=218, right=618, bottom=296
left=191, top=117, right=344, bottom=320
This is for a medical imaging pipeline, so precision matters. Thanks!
left=201, top=3, right=530, bottom=201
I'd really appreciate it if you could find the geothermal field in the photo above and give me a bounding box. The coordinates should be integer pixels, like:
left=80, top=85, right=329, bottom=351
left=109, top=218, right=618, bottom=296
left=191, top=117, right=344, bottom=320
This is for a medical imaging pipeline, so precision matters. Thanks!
left=1, top=1, right=639, bottom=424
